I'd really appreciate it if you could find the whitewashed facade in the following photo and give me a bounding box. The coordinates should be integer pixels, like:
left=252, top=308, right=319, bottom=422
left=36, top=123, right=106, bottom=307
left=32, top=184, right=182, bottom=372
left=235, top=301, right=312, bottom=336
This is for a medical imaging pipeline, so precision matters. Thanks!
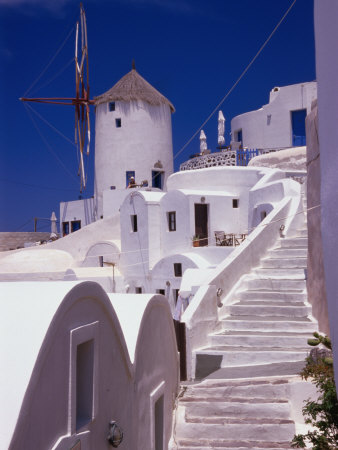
left=231, top=82, right=317, bottom=150
left=0, top=281, right=178, bottom=450
left=59, top=68, right=174, bottom=234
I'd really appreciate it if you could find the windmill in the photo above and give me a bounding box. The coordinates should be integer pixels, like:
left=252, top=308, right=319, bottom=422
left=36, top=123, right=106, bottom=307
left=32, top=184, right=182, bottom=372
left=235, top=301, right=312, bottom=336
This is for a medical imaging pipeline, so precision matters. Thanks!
left=20, top=4, right=93, bottom=192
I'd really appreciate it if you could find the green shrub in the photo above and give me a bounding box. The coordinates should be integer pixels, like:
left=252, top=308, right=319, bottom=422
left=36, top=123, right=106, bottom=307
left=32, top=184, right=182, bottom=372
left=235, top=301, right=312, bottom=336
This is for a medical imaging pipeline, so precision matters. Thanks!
left=292, top=333, right=338, bottom=449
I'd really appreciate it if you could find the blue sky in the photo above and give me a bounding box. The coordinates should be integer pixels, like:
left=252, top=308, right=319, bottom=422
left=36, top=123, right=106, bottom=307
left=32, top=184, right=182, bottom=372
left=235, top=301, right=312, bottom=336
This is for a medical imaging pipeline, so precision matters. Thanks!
left=0, top=0, right=315, bottom=232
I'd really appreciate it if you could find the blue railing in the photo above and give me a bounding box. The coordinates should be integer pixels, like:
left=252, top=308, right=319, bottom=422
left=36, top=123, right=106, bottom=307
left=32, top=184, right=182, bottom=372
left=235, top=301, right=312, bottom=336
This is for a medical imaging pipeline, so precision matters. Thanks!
left=236, top=148, right=259, bottom=166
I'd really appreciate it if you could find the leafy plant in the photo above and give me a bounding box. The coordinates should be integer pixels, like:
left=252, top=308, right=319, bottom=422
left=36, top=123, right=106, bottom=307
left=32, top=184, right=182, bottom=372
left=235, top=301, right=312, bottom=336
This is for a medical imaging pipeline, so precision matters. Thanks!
left=292, top=332, right=338, bottom=449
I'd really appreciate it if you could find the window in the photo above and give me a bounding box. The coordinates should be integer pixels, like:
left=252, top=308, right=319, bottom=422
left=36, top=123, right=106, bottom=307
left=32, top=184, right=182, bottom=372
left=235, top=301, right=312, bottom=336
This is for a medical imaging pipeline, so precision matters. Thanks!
left=70, top=322, right=98, bottom=434
left=168, top=211, right=176, bottom=231
left=109, top=101, right=115, bottom=112
left=173, top=289, right=179, bottom=305
left=76, top=339, right=94, bottom=430
left=131, top=214, right=138, bottom=232
left=236, top=129, right=243, bottom=144
left=99, top=256, right=103, bottom=267
left=115, top=118, right=122, bottom=128
left=126, top=171, right=135, bottom=187
left=156, top=289, right=165, bottom=296
left=232, top=199, right=239, bottom=208
left=62, top=221, right=70, bottom=236
left=291, top=109, right=307, bottom=146
left=174, top=263, right=182, bottom=277
left=71, top=220, right=81, bottom=232
left=136, top=287, right=142, bottom=293
left=154, top=395, right=164, bottom=450
left=261, top=211, right=267, bottom=221
left=152, top=170, right=163, bottom=189
left=150, top=381, right=165, bottom=450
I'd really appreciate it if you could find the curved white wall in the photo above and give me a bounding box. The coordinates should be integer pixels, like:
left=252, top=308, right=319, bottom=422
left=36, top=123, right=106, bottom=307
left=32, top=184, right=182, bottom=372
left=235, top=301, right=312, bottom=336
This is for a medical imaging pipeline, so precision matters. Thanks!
left=231, top=82, right=317, bottom=149
left=95, top=100, right=173, bottom=216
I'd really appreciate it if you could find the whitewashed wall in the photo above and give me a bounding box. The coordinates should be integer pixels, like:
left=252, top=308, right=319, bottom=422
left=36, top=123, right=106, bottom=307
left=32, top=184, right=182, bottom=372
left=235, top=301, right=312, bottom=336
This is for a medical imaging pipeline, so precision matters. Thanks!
left=314, top=0, right=338, bottom=388
left=119, top=191, right=164, bottom=282
left=231, top=82, right=317, bottom=149
left=1, top=282, right=178, bottom=450
left=94, top=100, right=173, bottom=217
left=60, top=197, right=96, bottom=234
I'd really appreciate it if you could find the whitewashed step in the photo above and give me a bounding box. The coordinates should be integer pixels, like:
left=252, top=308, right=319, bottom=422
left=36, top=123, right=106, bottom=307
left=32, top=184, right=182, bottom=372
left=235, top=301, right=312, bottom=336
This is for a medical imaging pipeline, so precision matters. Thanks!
left=253, top=268, right=306, bottom=278
left=235, top=290, right=306, bottom=302
left=195, top=346, right=309, bottom=367
left=244, top=278, right=306, bottom=291
left=221, top=316, right=315, bottom=332
left=176, top=441, right=294, bottom=449
left=175, top=418, right=295, bottom=442
left=228, top=303, right=311, bottom=317
left=260, top=258, right=307, bottom=269
left=267, top=247, right=307, bottom=258
left=210, top=331, right=311, bottom=348
left=276, top=238, right=307, bottom=248
left=180, top=398, right=290, bottom=419
left=184, top=380, right=289, bottom=400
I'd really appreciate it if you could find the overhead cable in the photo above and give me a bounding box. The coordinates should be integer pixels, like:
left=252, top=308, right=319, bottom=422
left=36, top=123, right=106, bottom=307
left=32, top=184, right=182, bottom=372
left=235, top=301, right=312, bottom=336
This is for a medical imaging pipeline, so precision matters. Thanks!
left=173, top=0, right=298, bottom=162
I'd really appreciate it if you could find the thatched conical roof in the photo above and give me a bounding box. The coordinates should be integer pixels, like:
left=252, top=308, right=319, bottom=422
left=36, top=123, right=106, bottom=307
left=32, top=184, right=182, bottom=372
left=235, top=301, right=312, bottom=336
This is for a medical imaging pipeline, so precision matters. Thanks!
left=94, top=68, right=175, bottom=112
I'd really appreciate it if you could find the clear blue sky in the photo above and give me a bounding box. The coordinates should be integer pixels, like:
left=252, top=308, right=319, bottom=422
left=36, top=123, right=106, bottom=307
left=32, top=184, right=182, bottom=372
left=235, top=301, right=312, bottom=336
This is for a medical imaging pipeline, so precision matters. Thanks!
left=0, top=0, right=315, bottom=232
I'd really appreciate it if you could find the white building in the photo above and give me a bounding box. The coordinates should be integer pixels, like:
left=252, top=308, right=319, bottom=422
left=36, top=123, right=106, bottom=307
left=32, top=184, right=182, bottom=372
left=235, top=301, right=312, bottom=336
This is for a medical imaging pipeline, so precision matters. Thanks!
left=231, top=81, right=317, bottom=150
left=60, top=67, right=175, bottom=235
left=0, top=281, right=179, bottom=450
left=314, top=0, right=338, bottom=389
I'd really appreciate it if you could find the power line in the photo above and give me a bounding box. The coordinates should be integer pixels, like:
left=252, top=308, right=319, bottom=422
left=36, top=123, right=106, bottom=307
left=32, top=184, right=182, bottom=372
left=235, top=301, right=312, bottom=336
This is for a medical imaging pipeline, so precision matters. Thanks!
left=23, top=25, right=75, bottom=98
left=173, top=0, right=298, bottom=162
left=25, top=102, right=76, bottom=148
left=0, top=178, right=78, bottom=192
left=23, top=103, right=79, bottom=183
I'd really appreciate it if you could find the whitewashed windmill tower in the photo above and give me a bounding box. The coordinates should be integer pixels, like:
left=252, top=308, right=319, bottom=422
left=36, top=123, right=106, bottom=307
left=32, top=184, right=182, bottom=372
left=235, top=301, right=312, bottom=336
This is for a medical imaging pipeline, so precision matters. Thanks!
left=94, top=63, right=175, bottom=217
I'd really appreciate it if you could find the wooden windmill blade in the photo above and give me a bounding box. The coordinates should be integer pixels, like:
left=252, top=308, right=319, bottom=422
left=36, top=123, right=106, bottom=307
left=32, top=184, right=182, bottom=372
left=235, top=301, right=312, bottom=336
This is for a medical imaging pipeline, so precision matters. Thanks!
left=20, top=3, right=93, bottom=193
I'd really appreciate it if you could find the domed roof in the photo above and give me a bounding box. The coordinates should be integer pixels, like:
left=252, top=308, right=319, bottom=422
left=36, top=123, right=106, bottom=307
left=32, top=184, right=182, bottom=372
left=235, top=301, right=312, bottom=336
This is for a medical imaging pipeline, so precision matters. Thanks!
left=94, top=68, right=175, bottom=112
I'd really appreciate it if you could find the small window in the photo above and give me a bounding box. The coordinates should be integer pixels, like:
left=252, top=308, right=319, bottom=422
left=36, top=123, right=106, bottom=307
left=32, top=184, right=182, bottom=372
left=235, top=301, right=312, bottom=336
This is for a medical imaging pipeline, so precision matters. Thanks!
left=174, top=263, right=182, bottom=277
left=98, top=256, right=103, bottom=267
left=168, top=211, right=176, bottom=231
left=71, top=220, right=81, bottom=232
left=136, top=287, right=142, bottom=294
left=62, top=221, right=70, bottom=236
left=115, top=118, right=122, bottom=128
left=232, top=199, right=239, bottom=208
left=173, top=289, right=179, bottom=306
left=126, top=171, right=135, bottom=187
left=109, top=101, right=115, bottom=112
left=76, top=339, right=94, bottom=431
left=236, top=129, right=243, bottom=143
left=131, top=214, right=138, bottom=232
left=261, top=211, right=267, bottom=221
left=154, top=394, right=164, bottom=450
left=152, top=170, right=163, bottom=189
left=156, top=289, right=165, bottom=296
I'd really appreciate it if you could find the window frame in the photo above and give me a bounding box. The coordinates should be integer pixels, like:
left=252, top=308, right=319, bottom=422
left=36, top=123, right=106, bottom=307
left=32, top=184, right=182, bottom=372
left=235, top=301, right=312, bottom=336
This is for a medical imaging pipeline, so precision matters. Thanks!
left=131, top=214, right=138, bottom=232
left=69, top=321, right=99, bottom=434
left=174, top=263, right=182, bottom=277
left=168, top=211, right=176, bottom=232
left=115, top=118, right=122, bottom=128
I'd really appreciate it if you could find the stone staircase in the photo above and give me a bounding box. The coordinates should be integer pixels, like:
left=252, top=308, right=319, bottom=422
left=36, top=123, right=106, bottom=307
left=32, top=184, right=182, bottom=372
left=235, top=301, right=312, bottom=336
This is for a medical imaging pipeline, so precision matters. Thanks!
left=171, top=227, right=318, bottom=449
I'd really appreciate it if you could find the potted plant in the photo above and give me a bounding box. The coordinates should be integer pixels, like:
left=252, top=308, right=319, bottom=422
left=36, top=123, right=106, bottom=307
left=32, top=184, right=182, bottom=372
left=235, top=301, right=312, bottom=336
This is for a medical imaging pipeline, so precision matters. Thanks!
left=192, top=235, right=200, bottom=247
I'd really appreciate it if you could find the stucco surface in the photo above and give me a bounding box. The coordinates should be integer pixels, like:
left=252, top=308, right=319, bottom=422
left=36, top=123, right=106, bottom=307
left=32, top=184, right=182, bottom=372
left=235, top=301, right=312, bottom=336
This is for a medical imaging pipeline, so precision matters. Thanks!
left=248, top=146, right=307, bottom=170
left=315, top=0, right=338, bottom=386
left=231, top=82, right=317, bottom=149
left=1, top=282, right=178, bottom=450
left=305, top=102, right=328, bottom=334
